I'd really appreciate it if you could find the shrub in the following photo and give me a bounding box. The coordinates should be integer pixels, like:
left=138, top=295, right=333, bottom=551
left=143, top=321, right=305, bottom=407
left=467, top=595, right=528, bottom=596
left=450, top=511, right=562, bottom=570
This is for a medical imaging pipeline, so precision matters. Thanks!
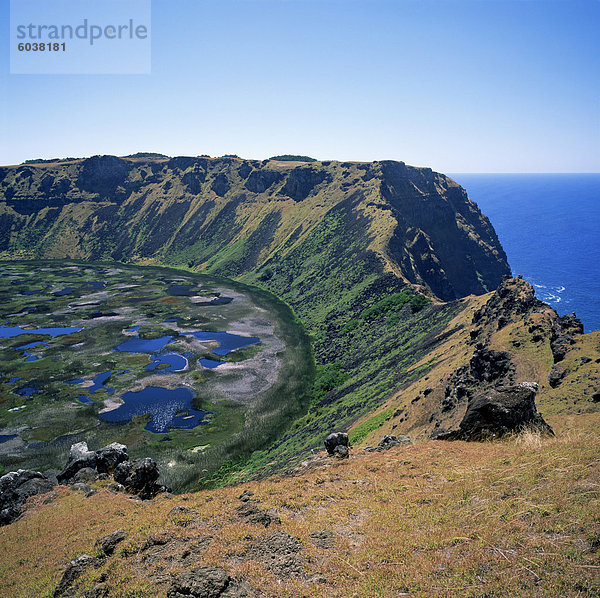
left=269, top=155, right=317, bottom=162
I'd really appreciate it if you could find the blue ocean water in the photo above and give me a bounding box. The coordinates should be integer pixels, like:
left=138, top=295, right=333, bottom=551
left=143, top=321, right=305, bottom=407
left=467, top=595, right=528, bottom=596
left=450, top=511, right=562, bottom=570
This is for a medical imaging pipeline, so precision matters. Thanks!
left=450, top=174, right=600, bottom=332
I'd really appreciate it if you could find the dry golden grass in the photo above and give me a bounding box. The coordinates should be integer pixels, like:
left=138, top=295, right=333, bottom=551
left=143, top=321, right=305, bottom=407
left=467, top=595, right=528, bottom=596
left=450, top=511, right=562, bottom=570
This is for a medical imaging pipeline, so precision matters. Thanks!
left=1, top=413, right=599, bottom=597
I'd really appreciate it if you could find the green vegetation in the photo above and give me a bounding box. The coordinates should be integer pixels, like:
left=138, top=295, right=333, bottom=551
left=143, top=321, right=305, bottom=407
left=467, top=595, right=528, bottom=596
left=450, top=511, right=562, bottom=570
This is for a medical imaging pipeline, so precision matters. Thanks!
left=349, top=405, right=396, bottom=445
left=361, top=289, right=431, bottom=320
left=268, top=154, right=317, bottom=162
left=21, top=157, right=78, bottom=164
left=312, top=362, right=350, bottom=405
left=0, top=156, right=512, bottom=482
left=123, top=152, right=169, bottom=158
left=0, top=260, right=313, bottom=491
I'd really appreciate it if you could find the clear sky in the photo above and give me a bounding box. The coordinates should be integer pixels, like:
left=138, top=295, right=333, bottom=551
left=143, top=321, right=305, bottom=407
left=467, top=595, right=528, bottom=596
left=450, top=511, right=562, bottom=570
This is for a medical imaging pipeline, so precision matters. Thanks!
left=1, top=0, right=599, bottom=172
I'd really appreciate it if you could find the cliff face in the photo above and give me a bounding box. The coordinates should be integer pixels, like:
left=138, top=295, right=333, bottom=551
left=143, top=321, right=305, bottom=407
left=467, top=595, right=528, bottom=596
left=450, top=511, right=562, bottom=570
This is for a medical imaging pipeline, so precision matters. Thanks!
left=0, top=155, right=514, bottom=474
left=0, top=155, right=509, bottom=302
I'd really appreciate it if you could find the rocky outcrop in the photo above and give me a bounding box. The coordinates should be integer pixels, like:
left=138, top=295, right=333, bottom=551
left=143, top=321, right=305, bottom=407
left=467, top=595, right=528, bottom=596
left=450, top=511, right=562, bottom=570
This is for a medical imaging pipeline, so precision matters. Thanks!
left=0, top=156, right=509, bottom=302
left=551, top=313, right=584, bottom=362
left=57, top=441, right=128, bottom=484
left=235, top=490, right=281, bottom=527
left=167, top=567, right=256, bottom=598
left=471, top=275, right=548, bottom=334
left=53, top=554, right=101, bottom=598
left=113, top=457, right=167, bottom=500
left=324, top=432, right=349, bottom=455
left=95, top=529, right=129, bottom=556
left=436, top=382, right=553, bottom=440
left=1, top=443, right=163, bottom=527
left=0, top=469, right=55, bottom=525
left=365, top=434, right=411, bottom=452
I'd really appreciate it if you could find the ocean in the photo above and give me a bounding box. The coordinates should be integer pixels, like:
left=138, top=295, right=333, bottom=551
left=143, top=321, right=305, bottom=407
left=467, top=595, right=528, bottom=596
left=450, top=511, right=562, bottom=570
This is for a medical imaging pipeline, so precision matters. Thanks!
left=449, top=174, right=600, bottom=333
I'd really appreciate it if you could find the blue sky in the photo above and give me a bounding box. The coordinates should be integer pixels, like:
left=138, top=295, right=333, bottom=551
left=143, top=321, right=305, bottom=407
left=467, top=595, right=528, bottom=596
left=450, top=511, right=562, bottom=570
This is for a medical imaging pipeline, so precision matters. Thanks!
left=1, top=0, right=598, bottom=172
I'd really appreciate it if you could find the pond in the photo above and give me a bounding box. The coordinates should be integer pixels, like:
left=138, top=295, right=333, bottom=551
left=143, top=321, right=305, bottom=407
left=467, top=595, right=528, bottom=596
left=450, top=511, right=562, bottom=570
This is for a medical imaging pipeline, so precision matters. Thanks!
left=167, top=284, right=197, bottom=296
left=184, top=331, right=260, bottom=355
left=99, top=386, right=212, bottom=433
left=0, top=325, right=83, bottom=338
left=115, top=335, right=173, bottom=353
left=199, top=358, right=225, bottom=369
left=53, top=287, right=75, bottom=296
left=145, top=353, right=188, bottom=372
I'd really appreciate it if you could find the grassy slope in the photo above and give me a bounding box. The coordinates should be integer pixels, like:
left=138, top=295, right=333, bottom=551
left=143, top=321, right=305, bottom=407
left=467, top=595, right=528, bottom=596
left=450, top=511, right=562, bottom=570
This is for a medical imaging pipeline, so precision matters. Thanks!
left=354, top=286, right=600, bottom=450
left=0, top=414, right=598, bottom=597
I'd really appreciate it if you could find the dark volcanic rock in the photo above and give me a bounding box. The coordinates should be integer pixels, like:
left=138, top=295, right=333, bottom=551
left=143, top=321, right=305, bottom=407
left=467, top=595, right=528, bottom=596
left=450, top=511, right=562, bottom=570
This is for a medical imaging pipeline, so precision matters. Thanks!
left=438, top=382, right=553, bottom=441
left=77, top=155, right=131, bottom=196
left=167, top=567, right=255, bottom=598
left=280, top=167, right=329, bottom=201
left=548, top=365, right=567, bottom=388
left=244, top=530, right=304, bottom=578
left=472, top=276, right=545, bottom=329
left=469, top=346, right=514, bottom=383
left=113, top=457, right=165, bottom=499
left=236, top=500, right=281, bottom=527
left=211, top=173, right=231, bottom=197
left=333, top=445, right=349, bottom=459
left=95, top=443, right=129, bottom=474
left=95, top=529, right=129, bottom=556
left=324, top=432, right=349, bottom=455
left=245, top=169, right=284, bottom=193
left=57, top=442, right=128, bottom=484
left=0, top=469, right=55, bottom=525
left=53, top=554, right=101, bottom=598
left=551, top=313, right=584, bottom=363
left=238, top=489, right=254, bottom=502
left=378, top=434, right=411, bottom=449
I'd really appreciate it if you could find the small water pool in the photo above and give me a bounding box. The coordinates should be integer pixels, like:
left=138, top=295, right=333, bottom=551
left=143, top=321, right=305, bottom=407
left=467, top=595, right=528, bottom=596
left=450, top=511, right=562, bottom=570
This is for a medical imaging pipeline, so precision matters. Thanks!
left=15, top=386, right=39, bottom=397
left=99, top=386, right=212, bottom=433
left=115, top=335, right=173, bottom=353
left=184, top=331, right=259, bottom=355
left=0, top=325, right=83, bottom=338
left=199, top=358, right=225, bottom=369
left=167, top=284, right=197, bottom=296
left=14, top=341, right=48, bottom=350
left=145, top=353, right=188, bottom=372
left=53, top=287, right=75, bottom=296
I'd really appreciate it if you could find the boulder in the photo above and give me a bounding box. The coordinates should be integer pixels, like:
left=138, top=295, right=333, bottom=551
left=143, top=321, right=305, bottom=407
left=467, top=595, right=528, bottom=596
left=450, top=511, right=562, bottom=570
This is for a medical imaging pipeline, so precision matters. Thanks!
left=167, top=566, right=255, bottom=598
left=324, top=432, right=349, bottom=455
left=95, top=529, right=128, bottom=556
left=365, top=434, right=411, bottom=452
left=437, top=382, right=553, bottom=441
left=95, top=443, right=129, bottom=474
left=113, top=457, right=165, bottom=499
left=378, top=434, right=411, bottom=449
left=551, top=313, right=584, bottom=363
left=0, top=469, right=55, bottom=525
left=57, top=442, right=128, bottom=484
left=332, top=445, right=349, bottom=459
left=548, top=365, right=566, bottom=388
left=53, top=554, right=100, bottom=598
